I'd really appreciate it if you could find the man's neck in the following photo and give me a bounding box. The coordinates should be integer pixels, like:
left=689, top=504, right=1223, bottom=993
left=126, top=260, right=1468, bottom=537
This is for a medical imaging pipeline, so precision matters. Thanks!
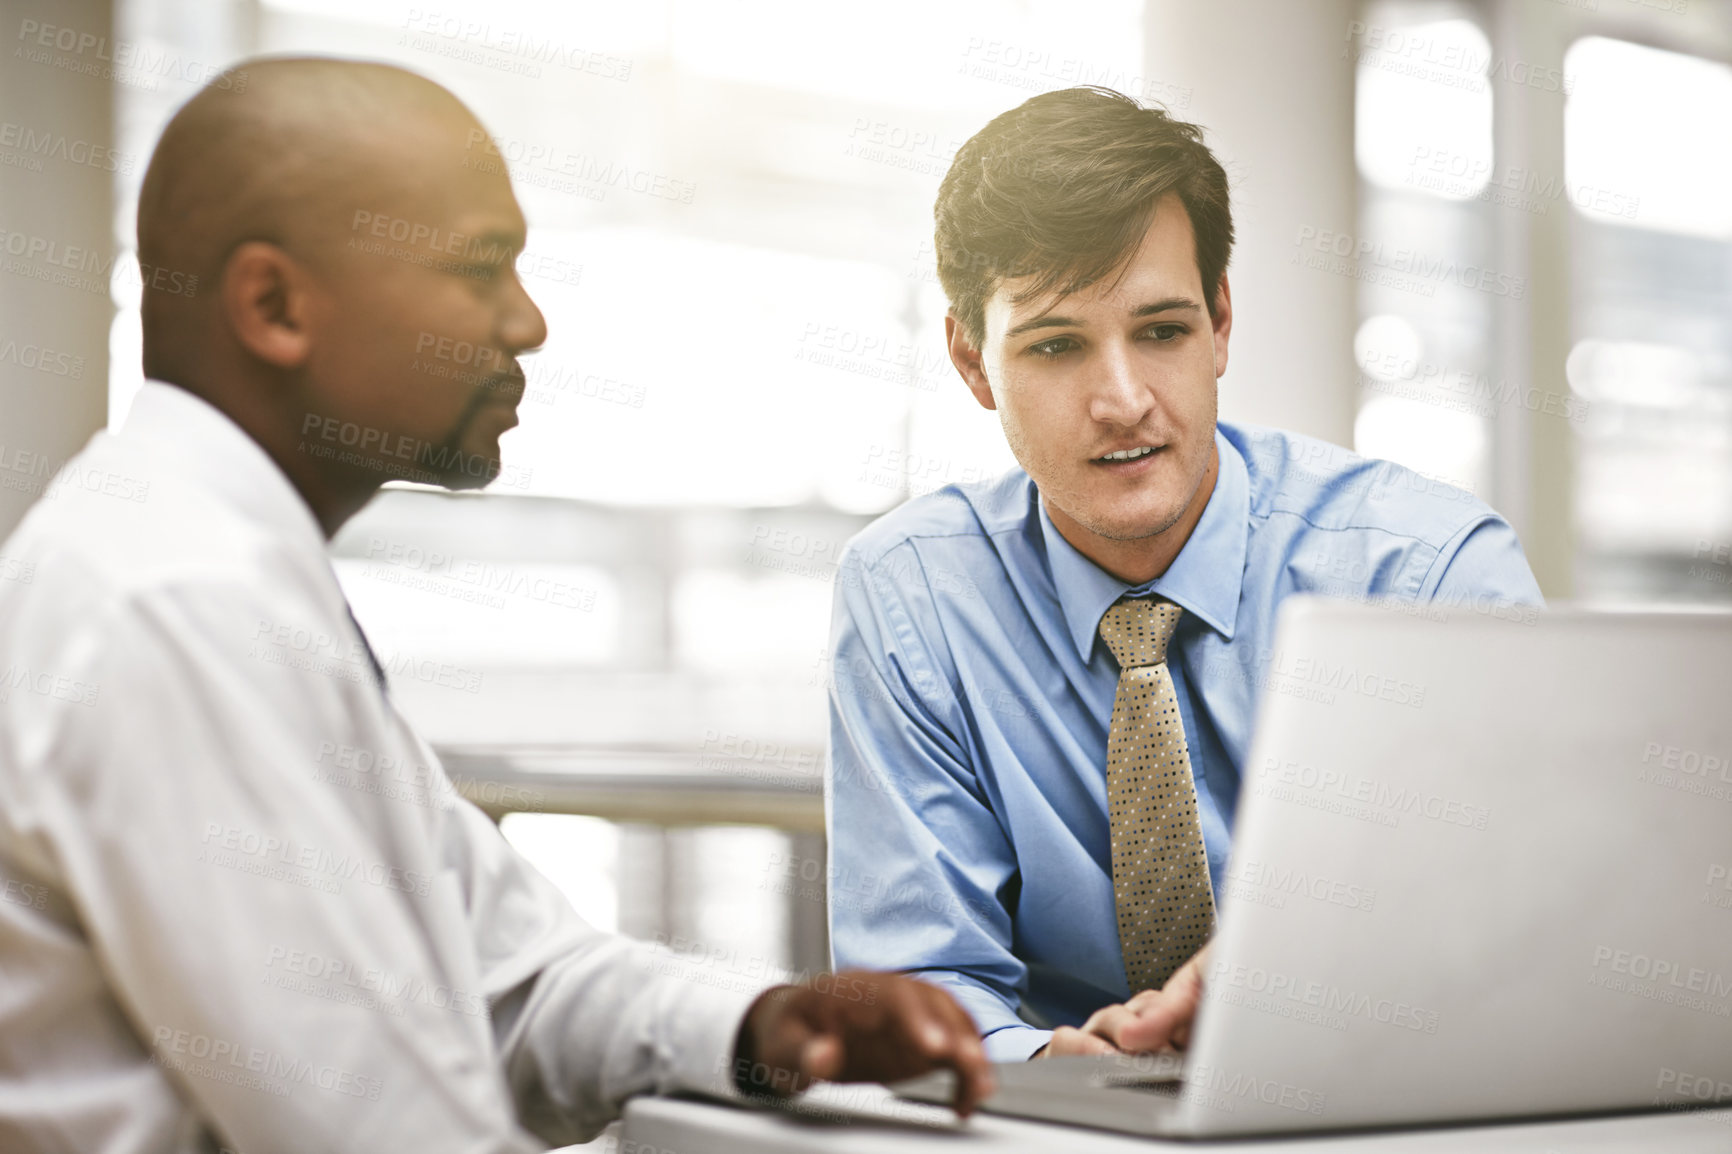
left=169, top=375, right=379, bottom=540
left=1045, top=440, right=1219, bottom=587
left=254, top=423, right=380, bottom=539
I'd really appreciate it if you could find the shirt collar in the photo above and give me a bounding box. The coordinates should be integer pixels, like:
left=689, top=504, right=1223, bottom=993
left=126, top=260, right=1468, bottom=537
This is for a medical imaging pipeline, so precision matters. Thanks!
left=1039, top=426, right=1249, bottom=662
left=121, top=381, right=329, bottom=557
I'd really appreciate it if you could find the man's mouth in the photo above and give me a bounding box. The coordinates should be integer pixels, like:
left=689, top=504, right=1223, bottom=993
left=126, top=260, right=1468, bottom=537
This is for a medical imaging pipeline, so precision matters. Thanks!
left=1094, top=444, right=1160, bottom=464
left=483, top=370, right=527, bottom=407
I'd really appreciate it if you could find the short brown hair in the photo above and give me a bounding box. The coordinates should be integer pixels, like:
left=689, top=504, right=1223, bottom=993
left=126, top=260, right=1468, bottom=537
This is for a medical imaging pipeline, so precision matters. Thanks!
left=934, top=86, right=1234, bottom=347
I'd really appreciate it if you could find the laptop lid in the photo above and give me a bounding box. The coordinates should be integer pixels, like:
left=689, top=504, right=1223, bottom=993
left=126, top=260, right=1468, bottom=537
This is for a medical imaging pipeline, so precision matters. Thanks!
left=1176, top=599, right=1732, bottom=1135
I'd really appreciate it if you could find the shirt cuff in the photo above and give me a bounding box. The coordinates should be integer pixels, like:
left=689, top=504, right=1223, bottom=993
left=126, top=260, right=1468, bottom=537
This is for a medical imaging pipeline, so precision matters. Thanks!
left=983, top=1024, right=1053, bottom=1062
left=658, top=974, right=767, bottom=1102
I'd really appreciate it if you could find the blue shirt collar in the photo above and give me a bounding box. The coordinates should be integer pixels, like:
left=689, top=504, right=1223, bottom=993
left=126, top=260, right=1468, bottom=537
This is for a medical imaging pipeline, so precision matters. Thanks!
left=1038, top=427, right=1248, bottom=661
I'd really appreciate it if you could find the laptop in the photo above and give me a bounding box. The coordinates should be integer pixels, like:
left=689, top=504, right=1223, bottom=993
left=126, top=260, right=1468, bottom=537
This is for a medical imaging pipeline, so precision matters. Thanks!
left=893, top=598, right=1732, bottom=1137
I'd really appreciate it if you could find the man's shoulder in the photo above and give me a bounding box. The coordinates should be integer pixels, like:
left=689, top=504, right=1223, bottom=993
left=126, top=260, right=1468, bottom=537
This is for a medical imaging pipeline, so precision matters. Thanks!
left=842, top=466, right=1032, bottom=570
left=1, top=434, right=302, bottom=620
left=1223, top=421, right=1500, bottom=549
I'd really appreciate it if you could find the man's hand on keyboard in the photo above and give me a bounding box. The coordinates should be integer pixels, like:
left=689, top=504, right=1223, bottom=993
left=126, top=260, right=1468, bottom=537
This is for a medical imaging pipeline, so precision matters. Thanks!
left=732, top=970, right=996, bottom=1116
left=1031, top=944, right=1211, bottom=1058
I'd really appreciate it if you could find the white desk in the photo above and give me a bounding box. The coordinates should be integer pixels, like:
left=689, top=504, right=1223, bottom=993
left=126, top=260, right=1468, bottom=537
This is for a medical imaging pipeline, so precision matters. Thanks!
left=620, top=1085, right=1732, bottom=1153
left=440, top=743, right=825, bottom=830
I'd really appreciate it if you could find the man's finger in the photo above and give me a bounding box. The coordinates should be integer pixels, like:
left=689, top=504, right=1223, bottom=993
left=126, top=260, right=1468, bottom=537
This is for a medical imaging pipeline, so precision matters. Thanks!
left=800, top=974, right=993, bottom=1116
left=870, top=977, right=949, bottom=1065
left=918, top=982, right=995, bottom=1114
left=1125, top=987, right=1165, bottom=1012
left=1114, top=999, right=1189, bottom=1052
left=1047, top=1024, right=1122, bottom=1056
left=1118, top=977, right=1205, bottom=1052
left=735, top=985, right=821, bottom=1096
left=862, top=978, right=992, bottom=1114
left=801, top=1033, right=844, bottom=1082
left=1081, top=1003, right=1163, bottom=1052
left=1073, top=1030, right=1121, bottom=1056
left=895, top=983, right=992, bottom=1115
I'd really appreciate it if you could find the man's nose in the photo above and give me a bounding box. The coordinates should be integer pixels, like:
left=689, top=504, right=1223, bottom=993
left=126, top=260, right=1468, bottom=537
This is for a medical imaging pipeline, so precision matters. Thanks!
left=500, top=271, right=548, bottom=356
left=1088, top=341, right=1156, bottom=427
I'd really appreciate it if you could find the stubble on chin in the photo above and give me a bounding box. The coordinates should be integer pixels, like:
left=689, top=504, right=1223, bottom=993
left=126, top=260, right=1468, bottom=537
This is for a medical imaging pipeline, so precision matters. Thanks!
left=1002, top=403, right=1210, bottom=543
left=431, top=389, right=512, bottom=489
left=1063, top=496, right=1188, bottom=544
left=1036, top=443, right=1211, bottom=546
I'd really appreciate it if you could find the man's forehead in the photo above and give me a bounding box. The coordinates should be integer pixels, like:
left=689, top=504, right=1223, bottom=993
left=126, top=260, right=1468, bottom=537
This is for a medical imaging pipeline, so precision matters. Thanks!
left=353, top=105, right=491, bottom=173
left=361, top=131, right=525, bottom=235
left=989, top=265, right=1200, bottom=334
left=985, top=195, right=1202, bottom=332
left=449, top=173, right=528, bottom=243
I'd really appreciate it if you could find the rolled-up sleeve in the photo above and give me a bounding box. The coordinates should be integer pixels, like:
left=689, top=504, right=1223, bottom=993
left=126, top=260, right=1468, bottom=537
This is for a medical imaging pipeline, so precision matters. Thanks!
left=825, top=544, right=1050, bottom=1059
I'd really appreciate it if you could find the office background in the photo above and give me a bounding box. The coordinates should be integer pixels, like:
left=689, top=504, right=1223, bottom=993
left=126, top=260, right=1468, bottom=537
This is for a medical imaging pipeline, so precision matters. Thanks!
left=2, top=0, right=1728, bottom=1034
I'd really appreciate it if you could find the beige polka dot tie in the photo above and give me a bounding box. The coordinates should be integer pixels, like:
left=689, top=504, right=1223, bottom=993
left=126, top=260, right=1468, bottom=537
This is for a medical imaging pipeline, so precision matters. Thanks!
left=1098, top=596, right=1216, bottom=993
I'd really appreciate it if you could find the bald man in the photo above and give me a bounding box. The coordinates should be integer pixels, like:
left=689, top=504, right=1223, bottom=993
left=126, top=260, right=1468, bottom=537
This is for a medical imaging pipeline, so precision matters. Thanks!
left=0, top=59, right=989, bottom=1153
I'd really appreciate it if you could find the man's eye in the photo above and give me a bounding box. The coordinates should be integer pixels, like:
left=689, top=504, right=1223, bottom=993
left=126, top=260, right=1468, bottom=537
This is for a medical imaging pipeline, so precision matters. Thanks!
left=1145, top=324, right=1186, bottom=342
left=1028, top=337, right=1075, bottom=358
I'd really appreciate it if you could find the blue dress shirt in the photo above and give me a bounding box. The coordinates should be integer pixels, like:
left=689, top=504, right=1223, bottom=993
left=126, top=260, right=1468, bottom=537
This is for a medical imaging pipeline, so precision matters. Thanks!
left=824, top=422, right=1544, bottom=1061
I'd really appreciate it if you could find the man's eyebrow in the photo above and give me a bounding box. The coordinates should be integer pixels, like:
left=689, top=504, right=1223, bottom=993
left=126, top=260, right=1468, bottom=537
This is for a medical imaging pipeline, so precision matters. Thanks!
left=1131, top=296, right=1205, bottom=317
left=1005, top=313, right=1080, bottom=339
left=1004, top=296, right=1204, bottom=339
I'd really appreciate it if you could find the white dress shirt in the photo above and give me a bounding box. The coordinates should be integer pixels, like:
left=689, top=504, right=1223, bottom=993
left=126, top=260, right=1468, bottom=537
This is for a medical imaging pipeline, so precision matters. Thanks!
left=0, top=382, right=760, bottom=1153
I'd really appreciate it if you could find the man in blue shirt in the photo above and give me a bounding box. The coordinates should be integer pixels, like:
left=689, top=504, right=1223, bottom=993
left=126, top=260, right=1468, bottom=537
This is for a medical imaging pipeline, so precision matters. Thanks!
left=825, top=87, right=1542, bottom=1062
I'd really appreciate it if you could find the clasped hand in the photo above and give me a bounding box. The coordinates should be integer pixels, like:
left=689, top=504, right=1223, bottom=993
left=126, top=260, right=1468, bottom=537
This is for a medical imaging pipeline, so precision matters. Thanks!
left=1032, top=945, right=1210, bottom=1058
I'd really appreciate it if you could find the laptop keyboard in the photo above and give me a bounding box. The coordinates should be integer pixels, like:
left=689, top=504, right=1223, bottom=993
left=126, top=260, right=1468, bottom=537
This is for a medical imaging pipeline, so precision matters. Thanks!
left=1096, top=1073, right=1184, bottom=1095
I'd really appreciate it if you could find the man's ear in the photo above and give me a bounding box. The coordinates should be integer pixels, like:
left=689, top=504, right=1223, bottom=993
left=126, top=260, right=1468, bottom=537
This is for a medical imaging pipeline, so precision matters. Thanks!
left=1209, top=273, right=1233, bottom=381
left=222, top=241, right=315, bottom=369
left=945, top=314, right=996, bottom=412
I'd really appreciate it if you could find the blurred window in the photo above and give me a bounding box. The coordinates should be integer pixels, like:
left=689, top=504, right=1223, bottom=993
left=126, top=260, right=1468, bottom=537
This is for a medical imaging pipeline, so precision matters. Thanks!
left=1351, top=7, right=1496, bottom=500
left=1565, top=36, right=1732, bottom=601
